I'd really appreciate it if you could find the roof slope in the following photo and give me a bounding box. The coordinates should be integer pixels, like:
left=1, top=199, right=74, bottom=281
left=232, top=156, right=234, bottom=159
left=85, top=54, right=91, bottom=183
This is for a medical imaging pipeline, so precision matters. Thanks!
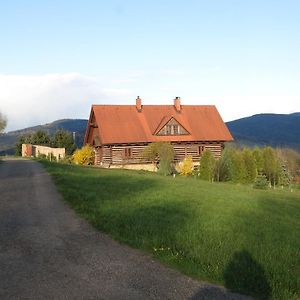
left=85, top=105, right=233, bottom=144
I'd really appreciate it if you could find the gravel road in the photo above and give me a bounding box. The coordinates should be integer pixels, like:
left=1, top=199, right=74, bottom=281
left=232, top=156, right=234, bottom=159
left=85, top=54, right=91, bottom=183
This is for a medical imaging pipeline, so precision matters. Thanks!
left=0, top=158, right=252, bottom=300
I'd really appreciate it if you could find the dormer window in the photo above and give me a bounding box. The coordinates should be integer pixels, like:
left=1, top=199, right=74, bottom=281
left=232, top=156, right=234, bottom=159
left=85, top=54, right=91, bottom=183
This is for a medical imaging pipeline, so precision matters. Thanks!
left=156, top=117, right=189, bottom=136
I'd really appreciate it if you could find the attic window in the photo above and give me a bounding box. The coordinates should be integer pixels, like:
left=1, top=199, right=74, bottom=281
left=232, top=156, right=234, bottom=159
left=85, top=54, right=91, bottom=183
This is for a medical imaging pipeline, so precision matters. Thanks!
left=156, top=117, right=189, bottom=136
left=165, top=124, right=179, bottom=135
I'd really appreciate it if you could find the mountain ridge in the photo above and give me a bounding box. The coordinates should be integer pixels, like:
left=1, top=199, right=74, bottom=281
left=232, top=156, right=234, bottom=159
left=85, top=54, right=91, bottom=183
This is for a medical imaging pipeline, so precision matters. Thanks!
left=0, top=119, right=88, bottom=155
left=1, top=112, right=299, bottom=155
left=226, top=112, right=300, bottom=150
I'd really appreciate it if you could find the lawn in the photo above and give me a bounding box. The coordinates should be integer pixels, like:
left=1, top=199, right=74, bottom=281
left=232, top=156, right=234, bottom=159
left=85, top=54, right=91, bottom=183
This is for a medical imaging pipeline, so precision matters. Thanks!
left=41, top=161, right=300, bottom=300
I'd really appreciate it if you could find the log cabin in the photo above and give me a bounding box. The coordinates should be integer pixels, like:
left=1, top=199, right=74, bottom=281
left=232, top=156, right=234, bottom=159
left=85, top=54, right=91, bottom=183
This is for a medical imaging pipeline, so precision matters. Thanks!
left=84, top=97, right=233, bottom=170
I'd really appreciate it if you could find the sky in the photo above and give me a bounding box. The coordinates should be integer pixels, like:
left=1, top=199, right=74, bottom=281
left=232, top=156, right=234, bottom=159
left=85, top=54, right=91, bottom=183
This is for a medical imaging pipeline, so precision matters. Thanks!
left=0, top=0, right=299, bottom=132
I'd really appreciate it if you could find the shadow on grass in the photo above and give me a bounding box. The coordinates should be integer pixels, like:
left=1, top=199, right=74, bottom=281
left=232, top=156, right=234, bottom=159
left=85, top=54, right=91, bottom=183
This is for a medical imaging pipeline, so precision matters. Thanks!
left=189, top=284, right=252, bottom=300
left=224, top=250, right=271, bottom=299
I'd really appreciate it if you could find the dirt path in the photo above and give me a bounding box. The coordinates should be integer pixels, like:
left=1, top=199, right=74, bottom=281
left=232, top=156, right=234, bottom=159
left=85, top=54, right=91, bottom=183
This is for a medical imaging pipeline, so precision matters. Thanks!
left=0, top=159, right=252, bottom=299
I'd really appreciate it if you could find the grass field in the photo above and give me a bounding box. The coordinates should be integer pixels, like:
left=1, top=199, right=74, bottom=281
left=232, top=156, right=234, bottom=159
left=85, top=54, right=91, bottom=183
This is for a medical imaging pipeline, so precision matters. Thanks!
left=41, top=161, right=300, bottom=300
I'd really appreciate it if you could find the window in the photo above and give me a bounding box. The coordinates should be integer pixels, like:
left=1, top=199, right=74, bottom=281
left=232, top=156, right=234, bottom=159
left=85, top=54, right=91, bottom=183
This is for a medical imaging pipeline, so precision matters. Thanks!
left=124, top=148, right=132, bottom=159
left=173, top=125, right=179, bottom=135
left=164, top=124, right=180, bottom=135
left=166, top=125, right=172, bottom=135
left=198, top=145, right=205, bottom=155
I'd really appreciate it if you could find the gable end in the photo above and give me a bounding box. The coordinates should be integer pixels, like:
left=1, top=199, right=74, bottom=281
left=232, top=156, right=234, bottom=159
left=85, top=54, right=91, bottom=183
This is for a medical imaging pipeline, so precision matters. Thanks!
left=156, top=117, right=189, bottom=136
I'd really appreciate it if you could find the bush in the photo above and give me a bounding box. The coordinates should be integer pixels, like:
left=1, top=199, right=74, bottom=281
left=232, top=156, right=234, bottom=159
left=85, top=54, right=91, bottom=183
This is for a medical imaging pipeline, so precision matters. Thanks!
left=142, top=142, right=174, bottom=175
left=253, top=175, right=269, bottom=189
left=199, top=150, right=216, bottom=181
left=242, top=148, right=257, bottom=183
left=176, top=155, right=194, bottom=176
left=72, top=145, right=94, bottom=165
left=37, top=153, right=47, bottom=160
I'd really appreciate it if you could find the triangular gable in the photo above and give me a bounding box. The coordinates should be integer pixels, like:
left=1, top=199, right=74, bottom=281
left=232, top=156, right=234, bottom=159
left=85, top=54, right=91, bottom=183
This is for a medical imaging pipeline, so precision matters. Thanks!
left=155, top=116, right=190, bottom=136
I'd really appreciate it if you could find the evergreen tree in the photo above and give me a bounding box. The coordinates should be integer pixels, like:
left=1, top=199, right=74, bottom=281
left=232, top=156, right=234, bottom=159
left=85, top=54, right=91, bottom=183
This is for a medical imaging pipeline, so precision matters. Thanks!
left=199, top=150, right=216, bottom=181
left=242, top=148, right=257, bottom=183
left=262, top=147, right=278, bottom=186
left=52, top=129, right=76, bottom=155
left=31, top=130, right=51, bottom=146
left=215, top=147, right=231, bottom=182
left=252, top=147, right=264, bottom=175
left=230, top=150, right=247, bottom=183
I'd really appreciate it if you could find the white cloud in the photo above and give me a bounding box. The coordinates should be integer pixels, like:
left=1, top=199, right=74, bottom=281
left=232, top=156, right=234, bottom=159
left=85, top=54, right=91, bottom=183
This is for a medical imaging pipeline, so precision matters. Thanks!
left=0, top=71, right=299, bottom=133
left=0, top=73, right=133, bottom=132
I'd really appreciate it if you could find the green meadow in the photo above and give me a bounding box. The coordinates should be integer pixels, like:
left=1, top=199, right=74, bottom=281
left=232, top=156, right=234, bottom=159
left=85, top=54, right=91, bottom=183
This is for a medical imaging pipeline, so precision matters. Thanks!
left=42, top=161, right=300, bottom=299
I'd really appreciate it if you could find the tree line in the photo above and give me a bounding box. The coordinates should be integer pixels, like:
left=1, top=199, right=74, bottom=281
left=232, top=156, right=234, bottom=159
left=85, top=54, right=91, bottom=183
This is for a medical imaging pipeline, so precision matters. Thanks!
left=196, top=146, right=300, bottom=187
left=15, top=130, right=76, bottom=156
left=142, top=142, right=300, bottom=187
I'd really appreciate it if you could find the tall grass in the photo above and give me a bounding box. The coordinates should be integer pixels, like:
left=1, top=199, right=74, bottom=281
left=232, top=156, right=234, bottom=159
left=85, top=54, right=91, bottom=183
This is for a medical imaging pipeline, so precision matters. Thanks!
left=42, top=161, right=300, bottom=300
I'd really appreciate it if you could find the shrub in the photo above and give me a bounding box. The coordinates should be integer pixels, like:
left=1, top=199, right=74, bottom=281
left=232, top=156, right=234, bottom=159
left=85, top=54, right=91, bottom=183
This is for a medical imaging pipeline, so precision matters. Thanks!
left=242, top=148, right=257, bottom=183
left=176, top=155, right=194, bottom=176
left=37, top=153, right=47, bottom=160
left=72, top=145, right=94, bottom=165
left=253, top=175, right=269, bottom=189
left=142, top=142, right=174, bottom=175
left=263, top=147, right=278, bottom=186
left=199, top=150, right=215, bottom=181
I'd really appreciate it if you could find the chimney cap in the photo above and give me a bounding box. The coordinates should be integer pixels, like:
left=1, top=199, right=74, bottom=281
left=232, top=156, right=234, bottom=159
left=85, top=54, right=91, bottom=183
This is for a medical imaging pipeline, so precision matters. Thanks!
left=174, top=96, right=181, bottom=112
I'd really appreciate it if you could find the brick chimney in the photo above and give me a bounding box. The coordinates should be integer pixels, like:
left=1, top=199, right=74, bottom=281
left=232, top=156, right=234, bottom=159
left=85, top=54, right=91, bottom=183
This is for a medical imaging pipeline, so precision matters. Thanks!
left=136, top=96, right=142, bottom=112
left=174, top=97, right=181, bottom=112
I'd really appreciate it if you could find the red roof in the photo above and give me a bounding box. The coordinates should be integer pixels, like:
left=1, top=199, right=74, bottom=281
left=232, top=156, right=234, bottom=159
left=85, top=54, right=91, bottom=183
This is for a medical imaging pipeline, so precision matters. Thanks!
left=85, top=104, right=233, bottom=145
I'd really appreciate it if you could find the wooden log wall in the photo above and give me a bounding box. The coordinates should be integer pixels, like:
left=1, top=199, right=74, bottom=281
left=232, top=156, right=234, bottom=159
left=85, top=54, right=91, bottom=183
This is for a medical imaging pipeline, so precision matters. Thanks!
left=94, top=142, right=223, bottom=166
left=102, top=146, right=112, bottom=164
left=94, top=147, right=102, bottom=165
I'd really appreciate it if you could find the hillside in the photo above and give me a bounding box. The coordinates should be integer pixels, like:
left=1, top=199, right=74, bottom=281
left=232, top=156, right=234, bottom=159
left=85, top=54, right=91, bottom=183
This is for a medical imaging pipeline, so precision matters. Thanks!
left=1, top=112, right=300, bottom=155
left=42, top=161, right=300, bottom=299
left=0, top=119, right=88, bottom=155
left=226, top=112, right=300, bottom=150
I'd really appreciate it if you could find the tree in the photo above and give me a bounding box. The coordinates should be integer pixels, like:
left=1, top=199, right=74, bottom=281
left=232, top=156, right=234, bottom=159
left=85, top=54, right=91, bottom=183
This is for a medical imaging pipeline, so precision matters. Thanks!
left=15, top=131, right=51, bottom=156
left=231, top=150, right=247, bottom=183
left=262, top=147, right=278, bottom=187
left=217, top=147, right=246, bottom=183
left=276, top=148, right=300, bottom=182
left=242, top=148, right=257, bottom=183
left=142, top=142, right=174, bottom=175
left=199, top=150, right=215, bottom=181
left=15, top=129, right=77, bottom=156
left=276, top=158, right=292, bottom=187
left=51, top=129, right=76, bottom=155
left=0, top=112, right=7, bottom=133
left=31, top=130, right=51, bottom=146
left=252, top=147, right=264, bottom=175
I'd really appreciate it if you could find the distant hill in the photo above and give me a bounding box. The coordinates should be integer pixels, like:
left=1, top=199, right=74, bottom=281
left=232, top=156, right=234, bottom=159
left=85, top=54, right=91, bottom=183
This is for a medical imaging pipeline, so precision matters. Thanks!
left=226, top=112, right=300, bottom=150
left=0, top=119, right=88, bottom=155
left=1, top=113, right=299, bottom=155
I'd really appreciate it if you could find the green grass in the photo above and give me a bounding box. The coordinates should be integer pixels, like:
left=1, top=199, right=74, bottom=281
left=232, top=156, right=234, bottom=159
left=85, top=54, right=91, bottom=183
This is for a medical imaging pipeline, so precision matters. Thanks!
left=41, top=161, right=300, bottom=300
